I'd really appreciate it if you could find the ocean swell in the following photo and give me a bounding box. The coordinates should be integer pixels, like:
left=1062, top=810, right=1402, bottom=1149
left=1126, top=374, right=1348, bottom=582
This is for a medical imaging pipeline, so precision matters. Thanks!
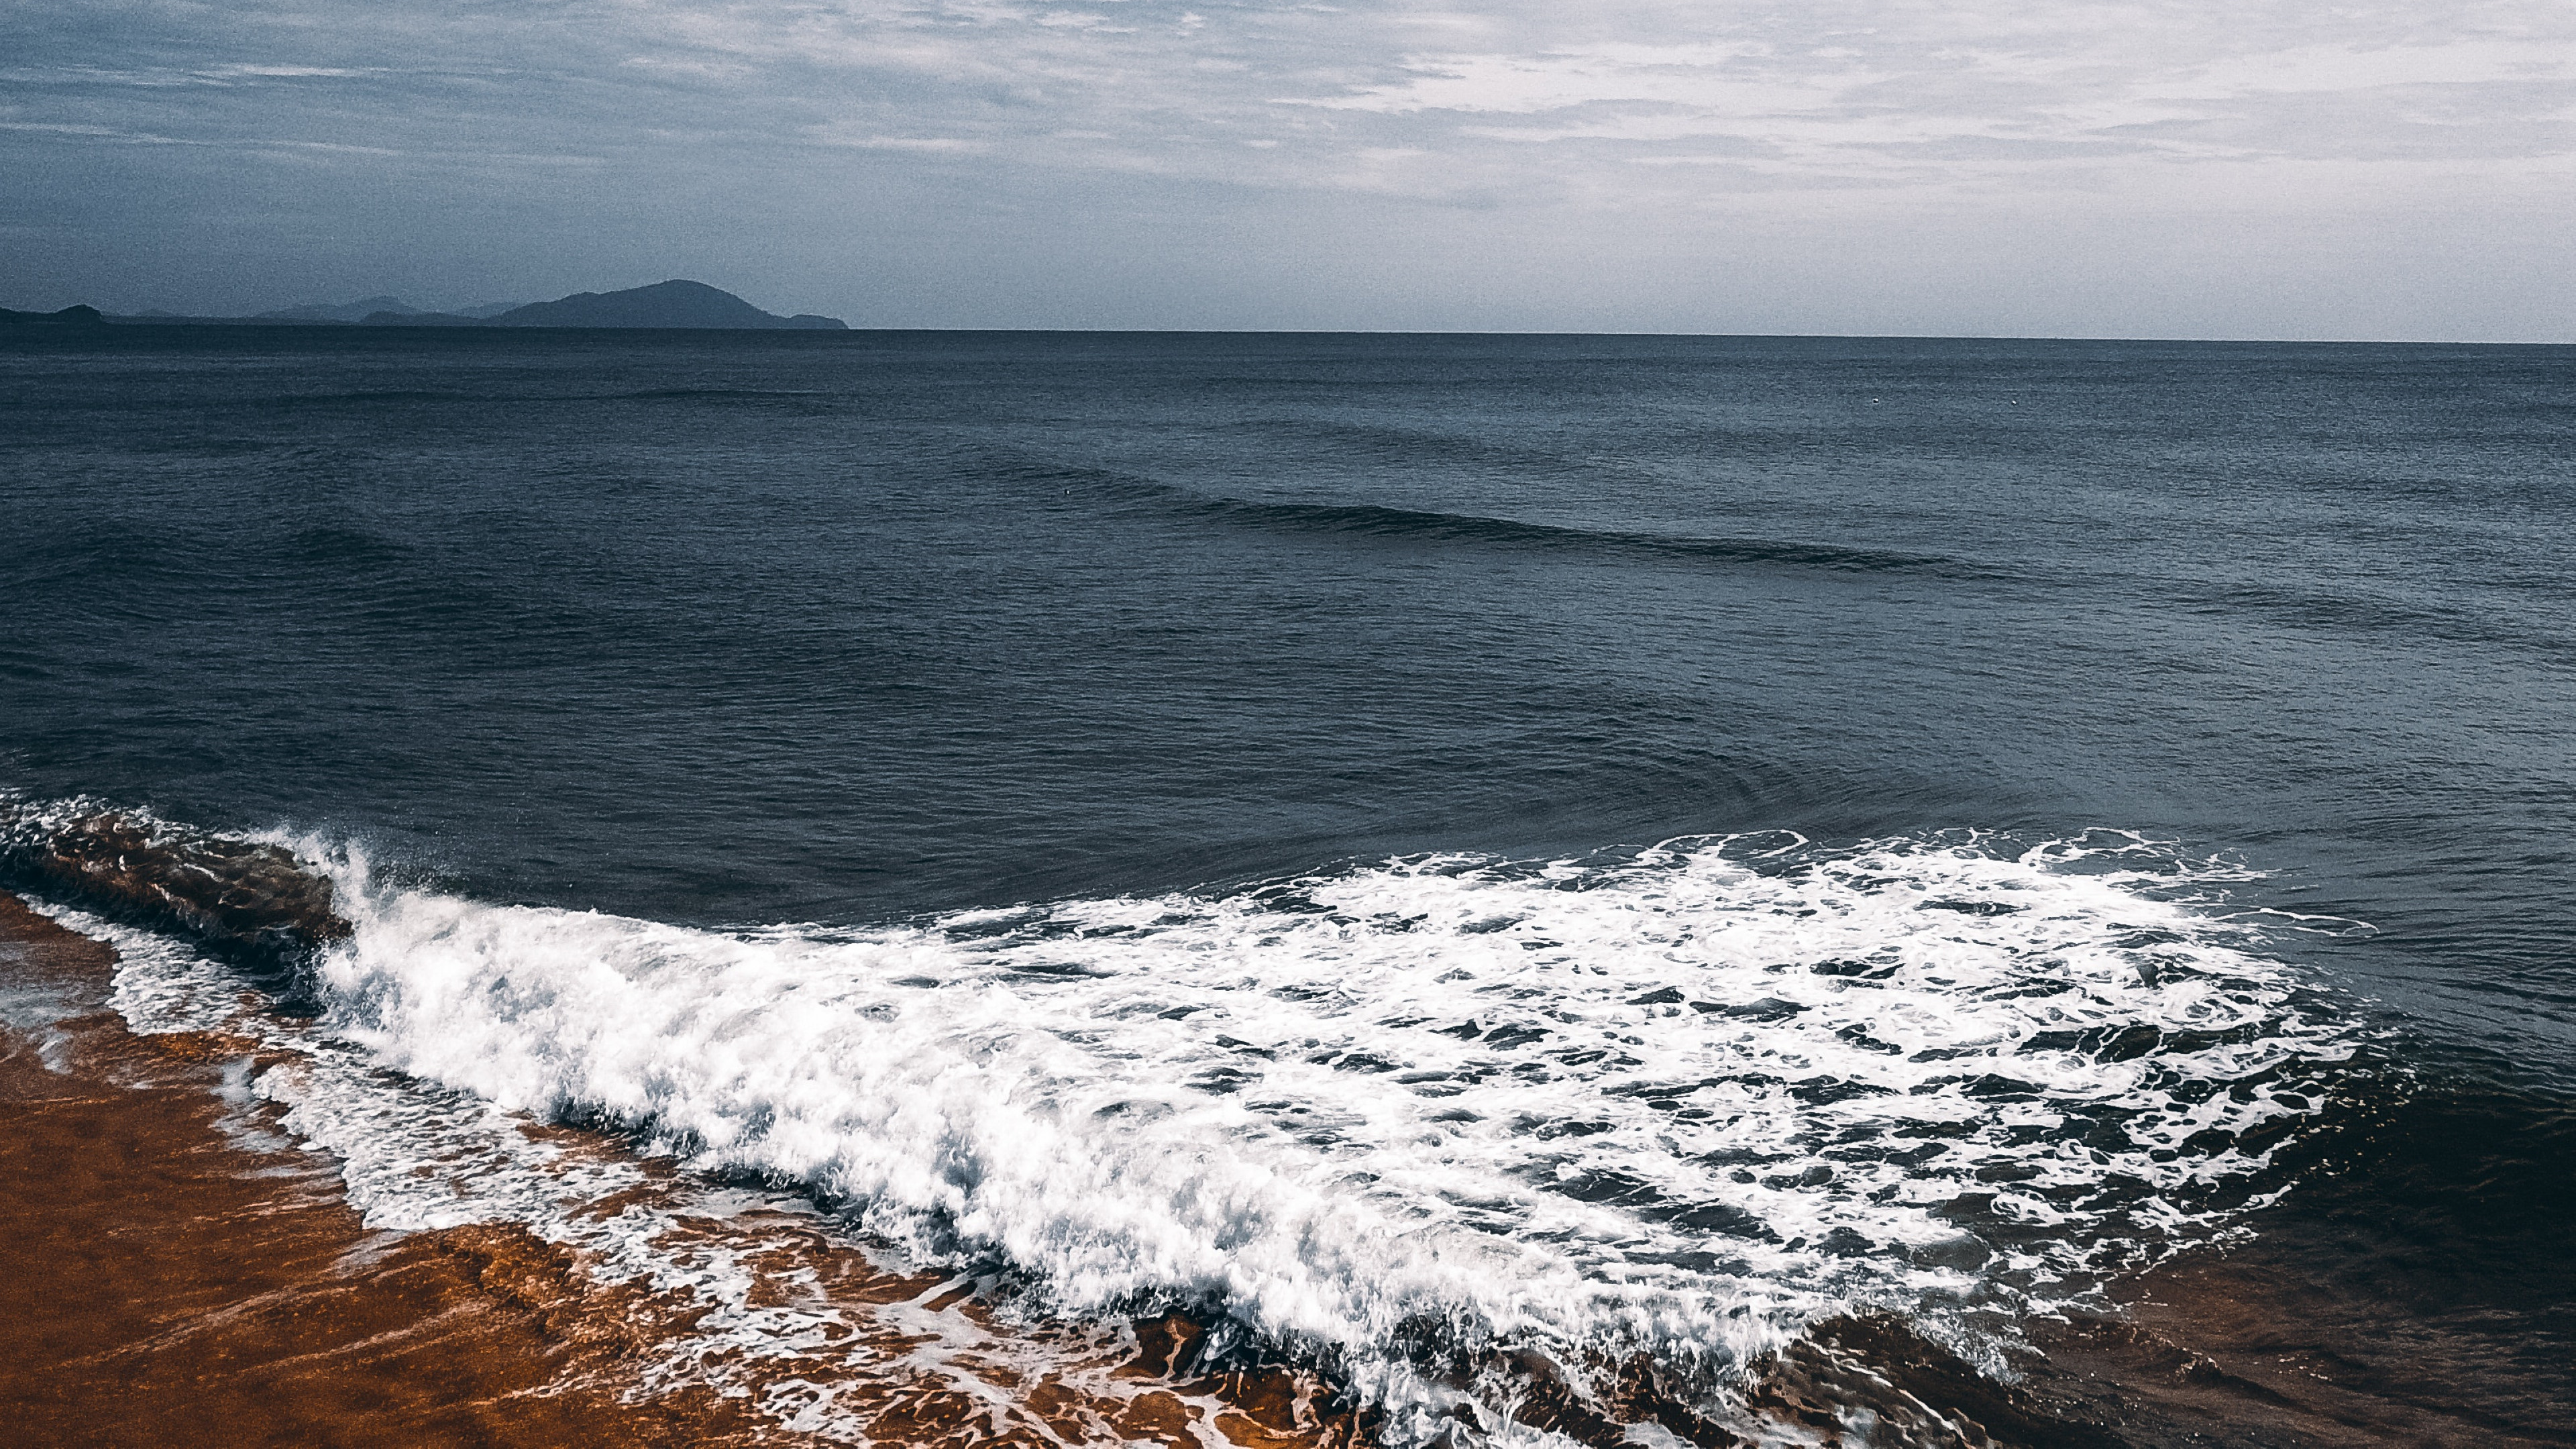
left=1023, top=466, right=1990, bottom=580
left=1181, top=498, right=1982, bottom=578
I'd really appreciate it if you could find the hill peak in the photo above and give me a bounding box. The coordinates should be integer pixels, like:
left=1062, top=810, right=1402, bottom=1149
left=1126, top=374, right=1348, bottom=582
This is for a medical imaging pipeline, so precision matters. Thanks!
left=484, top=280, right=845, bottom=330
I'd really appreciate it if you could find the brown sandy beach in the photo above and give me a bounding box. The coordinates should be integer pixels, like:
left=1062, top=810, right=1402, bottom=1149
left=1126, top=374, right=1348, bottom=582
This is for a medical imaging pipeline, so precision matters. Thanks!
left=0, top=892, right=1371, bottom=1449
left=0, top=891, right=770, bottom=1445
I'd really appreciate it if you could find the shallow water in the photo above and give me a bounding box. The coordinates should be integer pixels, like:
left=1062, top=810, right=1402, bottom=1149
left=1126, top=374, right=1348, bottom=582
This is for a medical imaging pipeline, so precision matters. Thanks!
left=3, top=327, right=2570, bottom=1442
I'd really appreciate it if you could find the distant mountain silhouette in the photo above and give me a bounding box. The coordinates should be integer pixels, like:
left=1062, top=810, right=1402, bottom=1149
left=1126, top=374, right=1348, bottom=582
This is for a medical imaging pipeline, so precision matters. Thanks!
left=9, top=280, right=847, bottom=331
left=368, top=280, right=845, bottom=330
left=256, top=295, right=423, bottom=323
left=0, top=305, right=109, bottom=328
left=362, top=311, right=486, bottom=327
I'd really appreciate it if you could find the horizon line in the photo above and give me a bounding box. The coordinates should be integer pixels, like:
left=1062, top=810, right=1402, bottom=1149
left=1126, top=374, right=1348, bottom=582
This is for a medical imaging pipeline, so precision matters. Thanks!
left=7, top=313, right=2567, bottom=348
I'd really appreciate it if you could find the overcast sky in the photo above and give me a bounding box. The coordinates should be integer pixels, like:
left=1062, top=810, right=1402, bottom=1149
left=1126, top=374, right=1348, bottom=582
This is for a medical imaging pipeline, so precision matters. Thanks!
left=5, top=0, right=2570, bottom=336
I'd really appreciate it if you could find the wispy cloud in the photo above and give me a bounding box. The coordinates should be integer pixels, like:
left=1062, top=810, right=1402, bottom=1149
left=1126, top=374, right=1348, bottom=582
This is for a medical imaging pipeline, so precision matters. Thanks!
left=9, top=0, right=2567, bottom=191
left=3, top=0, right=2568, bottom=331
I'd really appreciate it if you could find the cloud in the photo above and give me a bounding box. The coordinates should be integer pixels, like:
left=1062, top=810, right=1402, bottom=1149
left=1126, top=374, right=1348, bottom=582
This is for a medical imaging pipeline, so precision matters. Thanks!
left=1, top=0, right=2568, bottom=331
left=8, top=0, right=2567, bottom=192
left=814, top=132, right=996, bottom=152
left=1272, top=12, right=2573, bottom=184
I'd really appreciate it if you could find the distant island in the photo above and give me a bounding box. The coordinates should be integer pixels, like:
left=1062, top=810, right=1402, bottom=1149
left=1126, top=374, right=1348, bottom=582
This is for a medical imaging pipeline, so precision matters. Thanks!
left=371, top=281, right=846, bottom=330
left=0, top=305, right=110, bottom=328
left=2, top=280, right=846, bottom=331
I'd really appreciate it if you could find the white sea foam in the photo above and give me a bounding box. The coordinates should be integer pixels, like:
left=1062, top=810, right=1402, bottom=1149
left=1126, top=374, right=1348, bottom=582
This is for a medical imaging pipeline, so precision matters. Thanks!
left=23, top=896, right=925, bottom=1433
left=23, top=830, right=2357, bottom=1440
left=270, top=831, right=2347, bottom=1434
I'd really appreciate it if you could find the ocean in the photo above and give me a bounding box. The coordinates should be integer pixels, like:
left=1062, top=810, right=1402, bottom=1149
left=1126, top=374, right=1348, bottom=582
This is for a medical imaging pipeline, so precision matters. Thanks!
left=3, top=327, right=2570, bottom=1446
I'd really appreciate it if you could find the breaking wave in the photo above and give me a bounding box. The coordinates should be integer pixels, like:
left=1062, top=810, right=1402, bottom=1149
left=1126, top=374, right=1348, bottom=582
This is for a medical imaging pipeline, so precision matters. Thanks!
left=4, top=798, right=2358, bottom=1442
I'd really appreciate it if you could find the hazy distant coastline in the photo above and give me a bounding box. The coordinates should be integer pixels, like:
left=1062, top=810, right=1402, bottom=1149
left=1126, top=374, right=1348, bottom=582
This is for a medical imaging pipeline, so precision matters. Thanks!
left=1, top=279, right=845, bottom=331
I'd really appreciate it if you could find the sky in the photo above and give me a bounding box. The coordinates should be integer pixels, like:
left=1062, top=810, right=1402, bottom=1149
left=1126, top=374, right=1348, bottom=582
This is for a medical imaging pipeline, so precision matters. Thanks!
left=4, top=0, right=2571, bottom=337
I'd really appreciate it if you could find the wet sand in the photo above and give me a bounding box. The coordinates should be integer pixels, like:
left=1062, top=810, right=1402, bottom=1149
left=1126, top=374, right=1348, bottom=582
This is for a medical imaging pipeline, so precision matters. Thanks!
left=0, top=892, right=1376, bottom=1449
left=2022, top=1212, right=2576, bottom=1448
left=2015, top=1073, right=2576, bottom=1449
left=0, top=892, right=772, bottom=1446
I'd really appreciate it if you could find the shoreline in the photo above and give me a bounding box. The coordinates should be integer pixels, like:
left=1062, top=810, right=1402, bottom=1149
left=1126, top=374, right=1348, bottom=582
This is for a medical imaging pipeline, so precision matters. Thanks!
left=0, top=891, right=1375, bottom=1449
left=0, top=891, right=772, bottom=1446
left=9, top=889, right=2567, bottom=1448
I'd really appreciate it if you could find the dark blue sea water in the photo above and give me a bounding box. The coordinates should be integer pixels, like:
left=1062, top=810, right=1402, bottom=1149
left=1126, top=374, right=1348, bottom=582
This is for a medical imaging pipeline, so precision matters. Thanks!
left=4, top=327, right=2571, bottom=1442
